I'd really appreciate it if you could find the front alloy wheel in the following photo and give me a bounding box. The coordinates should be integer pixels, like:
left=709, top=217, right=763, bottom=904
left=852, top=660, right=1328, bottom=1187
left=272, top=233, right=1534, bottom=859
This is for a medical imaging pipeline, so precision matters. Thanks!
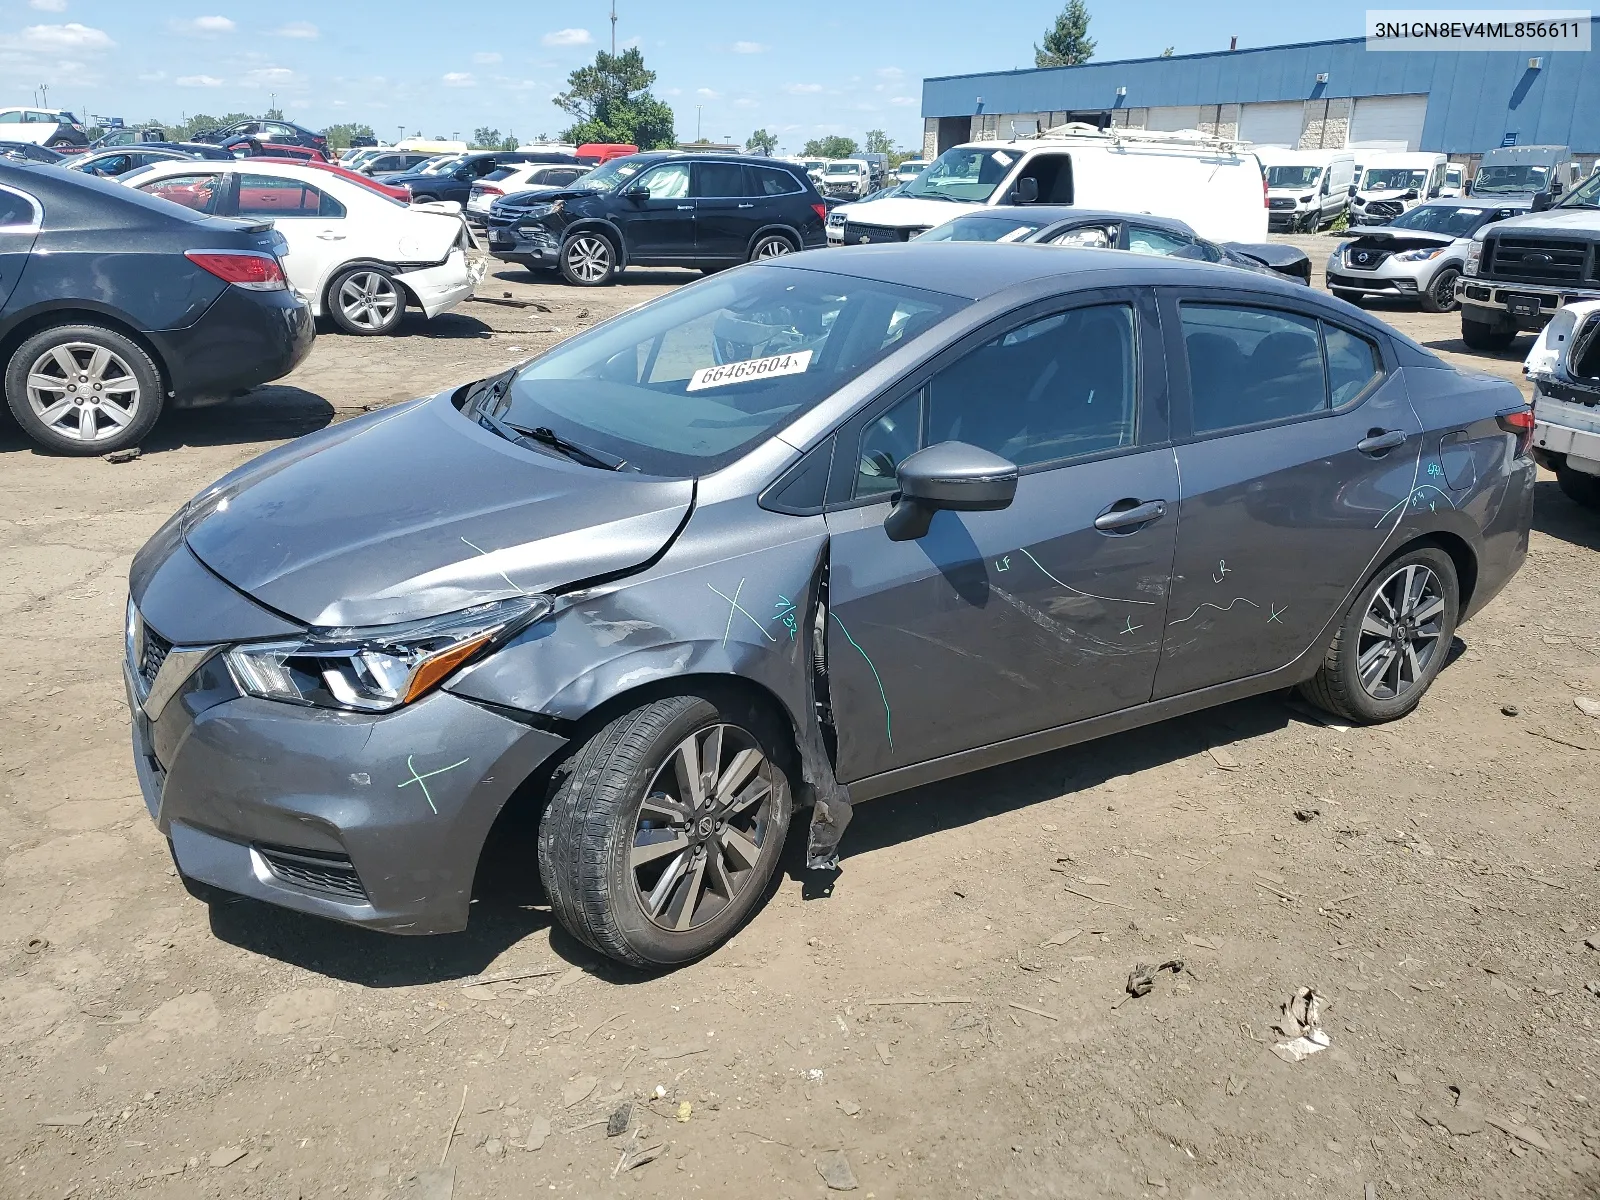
left=561, top=234, right=616, bottom=286
left=1422, top=266, right=1461, bottom=313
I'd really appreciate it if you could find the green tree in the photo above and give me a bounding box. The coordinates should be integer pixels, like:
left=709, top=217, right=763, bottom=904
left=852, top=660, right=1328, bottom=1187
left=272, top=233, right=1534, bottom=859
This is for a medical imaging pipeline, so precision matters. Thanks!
left=864, top=129, right=894, bottom=155
left=553, top=46, right=676, bottom=149
left=745, top=128, right=778, bottom=155
left=802, top=135, right=859, bottom=158
left=1035, top=0, right=1096, bottom=67
left=1160, top=46, right=1175, bottom=56
left=264, top=106, right=285, bottom=120
left=472, top=126, right=502, bottom=149
left=323, top=122, right=374, bottom=150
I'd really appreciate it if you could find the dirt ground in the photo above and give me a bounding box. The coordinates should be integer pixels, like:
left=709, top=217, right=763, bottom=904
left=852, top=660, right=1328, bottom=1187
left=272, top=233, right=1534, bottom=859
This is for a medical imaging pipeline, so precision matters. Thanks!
left=3, top=239, right=1599, bottom=1200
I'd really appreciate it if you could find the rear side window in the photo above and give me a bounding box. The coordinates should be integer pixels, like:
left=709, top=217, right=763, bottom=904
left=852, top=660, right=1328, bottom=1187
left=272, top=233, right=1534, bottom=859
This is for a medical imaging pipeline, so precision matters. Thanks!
left=142, top=173, right=225, bottom=215
left=1182, top=304, right=1384, bottom=434
left=694, top=162, right=747, bottom=198
left=753, top=166, right=802, bottom=196
left=483, top=167, right=516, bottom=182
left=1127, top=226, right=1194, bottom=257
left=0, top=187, right=37, bottom=227
left=237, top=174, right=345, bottom=218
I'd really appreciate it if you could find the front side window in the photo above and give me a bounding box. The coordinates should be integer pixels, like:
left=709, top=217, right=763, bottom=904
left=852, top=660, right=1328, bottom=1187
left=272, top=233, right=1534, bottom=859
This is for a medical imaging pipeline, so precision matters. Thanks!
left=0, top=111, right=21, bottom=125
left=639, top=162, right=691, bottom=199
left=493, top=267, right=967, bottom=476
left=141, top=173, right=224, bottom=215
left=853, top=303, right=1139, bottom=497
left=1181, top=304, right=1329, bottom=434
left=237, top=174, right=344, bottom=218
left=1047, top=222, right=1118, bottom=248
left=918, top=215, right=1044, bottom=243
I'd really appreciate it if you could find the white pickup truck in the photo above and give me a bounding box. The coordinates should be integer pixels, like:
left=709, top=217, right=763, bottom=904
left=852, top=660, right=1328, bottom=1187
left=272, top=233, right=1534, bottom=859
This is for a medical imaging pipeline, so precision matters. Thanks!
left=1526, top=298, right=1600, bottom=508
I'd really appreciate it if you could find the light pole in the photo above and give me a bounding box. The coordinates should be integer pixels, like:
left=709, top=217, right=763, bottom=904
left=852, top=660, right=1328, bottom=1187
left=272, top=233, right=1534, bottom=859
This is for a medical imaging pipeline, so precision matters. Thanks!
left=39, top=83, right=49, bottom=107
left=610, top=0, right=617, bottom=54
left=696, top=105, right=702, bottom=142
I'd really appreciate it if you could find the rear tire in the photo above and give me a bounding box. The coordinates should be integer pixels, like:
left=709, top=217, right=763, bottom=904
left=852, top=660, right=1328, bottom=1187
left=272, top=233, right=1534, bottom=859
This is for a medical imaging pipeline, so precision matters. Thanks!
left=327, top=265, right=405, bottom=336
left=1299, top=546, right=1459, bottom=724
left=749, top=233, right=797, bottom=261
left=1461, top=315, right=1517, bottom=351
left=4, top=323, right=163, bottom=456
left=1556, top=463, right=1600, bottom=510
left=537, top=691, right=793, bottom=969
left=1421, top=267, right=1461, bottom=313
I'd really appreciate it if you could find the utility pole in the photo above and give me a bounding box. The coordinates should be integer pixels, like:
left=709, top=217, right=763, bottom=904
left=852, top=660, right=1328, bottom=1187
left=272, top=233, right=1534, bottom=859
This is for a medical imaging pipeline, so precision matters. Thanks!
left=39, top=83, right=49, bottom=107
left=696, top=105, right=702, bottom=142
left=610, top=0, right=617, bottom=53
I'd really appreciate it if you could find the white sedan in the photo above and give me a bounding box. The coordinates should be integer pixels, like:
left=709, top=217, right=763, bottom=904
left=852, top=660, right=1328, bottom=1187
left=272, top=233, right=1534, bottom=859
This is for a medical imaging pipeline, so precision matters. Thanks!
left=124, top=160, right=485, bottom=335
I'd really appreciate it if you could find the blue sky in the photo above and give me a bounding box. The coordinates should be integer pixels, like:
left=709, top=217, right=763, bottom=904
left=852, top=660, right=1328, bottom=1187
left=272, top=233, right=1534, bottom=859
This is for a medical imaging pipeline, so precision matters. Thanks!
left=0, top=0, right=1573, bottom=151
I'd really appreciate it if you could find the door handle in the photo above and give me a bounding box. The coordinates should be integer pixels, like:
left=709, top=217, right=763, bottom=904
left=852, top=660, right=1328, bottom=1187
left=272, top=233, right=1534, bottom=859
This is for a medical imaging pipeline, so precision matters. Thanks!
left=317, top=232, right=346, bottom=241
left=737, top=203, right=754, bottom=209
left=676, top=205, right=694, bottom=211
left=1093, top=499, right=1167, bottom=531
left=1357, top=429, right=1407, bottom=455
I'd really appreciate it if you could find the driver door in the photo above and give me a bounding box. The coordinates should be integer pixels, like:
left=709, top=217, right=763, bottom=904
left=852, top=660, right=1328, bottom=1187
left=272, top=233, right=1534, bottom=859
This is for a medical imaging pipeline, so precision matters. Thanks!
left=823, top=290, right=1178, bottom=784
left=615, top=161, right=694, bottom=262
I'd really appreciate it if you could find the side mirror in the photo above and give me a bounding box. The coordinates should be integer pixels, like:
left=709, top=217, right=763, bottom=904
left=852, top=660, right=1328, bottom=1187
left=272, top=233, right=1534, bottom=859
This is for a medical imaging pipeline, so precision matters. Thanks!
left=623, top=185, right=650, bottom=202
left=1403, top=189, right=1419, bottom=200
left=1532, top=191, right=1554, bottom=212
left=454, top=168, right=474, bottom=181
left=884, top=441, right=1018, bottom=542
left=1551, top=179, right=1564, bottom=195
left=1348, top=184, right=1357, bottom=196
left=1012, top=176, right=1039, bottom=205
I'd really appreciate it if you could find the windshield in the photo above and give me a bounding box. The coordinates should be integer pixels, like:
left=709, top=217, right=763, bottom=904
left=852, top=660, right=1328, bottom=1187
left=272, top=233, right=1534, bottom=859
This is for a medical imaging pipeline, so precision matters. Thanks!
left=489, top=267, right=967, bottom=475
left=916, top=215, right=1043, bottom=243
left=1473, top=164, right=1551, bottom=194
left=1266, top=165, right=1322, bottom=189
left=1387, top=204, right=1495, bottom=236
left=570, top=156, right=647, bottom=192
left=1363, top=168, right=1428, bottom=191
left=1556, top=171, right=1600, bottom=209
left=825, top=163, right=858, bottom=175
left=903, top=145, right=1017, bottom=203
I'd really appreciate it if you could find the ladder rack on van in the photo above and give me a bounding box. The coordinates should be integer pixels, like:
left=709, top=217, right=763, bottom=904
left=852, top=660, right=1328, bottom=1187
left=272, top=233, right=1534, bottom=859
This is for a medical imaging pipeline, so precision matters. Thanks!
left=1024, top=121, right=1247, bottom=154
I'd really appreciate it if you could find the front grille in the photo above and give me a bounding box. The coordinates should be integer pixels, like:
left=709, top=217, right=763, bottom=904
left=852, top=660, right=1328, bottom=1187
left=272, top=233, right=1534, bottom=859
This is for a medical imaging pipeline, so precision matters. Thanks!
left=1363, top=201, right=1403, bottom=222
left=1344, top=247, right=1392, bottom=271
left=842, top=221, right=912, bottom=245
left=141, top=627, right=171, bottom=687
left=257, top=845, right=368, bottom=901
left=1268, top=197, right=1296, bottom=211
left=1485, top=235, right=1592, bottom=286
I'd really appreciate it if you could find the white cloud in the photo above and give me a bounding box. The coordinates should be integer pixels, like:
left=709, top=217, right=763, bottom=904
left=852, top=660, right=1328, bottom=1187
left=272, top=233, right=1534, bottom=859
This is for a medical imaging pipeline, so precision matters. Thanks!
left=2, top=21, right=111, bottom=50
left=889, top=96, right=918, bottom=106
left=541, top=27, right=591, bottom=46
left=138, top=70, right=166, bottom=81
left=473, top=51, right=501, bottom=63
left=274, top=20, right=317, bottom=38
left=170, top=15, right=235, bottom=35
left=28, top=0, right=68, bottom=11
left=784, top=82, right=823, bottom=94
left=242, top=65, right=296, bottom=86
left=177, top=73, right=224, bottom=87
left=877, top=66, right=904, bottom=79
left=696, top=87, right=720, bottom=99
left=734, top=97, right=758, bottom=109
left=441, top=71, right=475, bottom=87
left=731, top=40, right=766, bottom=53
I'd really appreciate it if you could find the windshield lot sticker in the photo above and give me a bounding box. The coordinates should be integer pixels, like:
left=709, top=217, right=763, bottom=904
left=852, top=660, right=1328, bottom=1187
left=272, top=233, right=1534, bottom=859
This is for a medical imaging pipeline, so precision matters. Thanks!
left=398, top=754, right=470, bottom=815
left=687, top=350, right=813, bottom=392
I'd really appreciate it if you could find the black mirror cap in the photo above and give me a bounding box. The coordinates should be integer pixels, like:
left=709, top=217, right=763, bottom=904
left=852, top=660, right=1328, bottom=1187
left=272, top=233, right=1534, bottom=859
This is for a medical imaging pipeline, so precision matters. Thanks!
left=1013, top=177, right=1040, bottom=204
left=884, top=441, right=1018, bottom=541
left=1403, top=188, right=1419, bottom=199
left=623, top=185, right=650, bottom=201
left=1532, top=191, right=1554, bottom=212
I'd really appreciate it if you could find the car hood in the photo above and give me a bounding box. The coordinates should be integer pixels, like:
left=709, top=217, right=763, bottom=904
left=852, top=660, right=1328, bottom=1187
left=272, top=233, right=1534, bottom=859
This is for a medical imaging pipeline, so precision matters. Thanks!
left=1343, top=226, right=1461, bottom=249
left=836, top=195, right=978, bottom=227
left=181, top=392, right=695, bottom=628
left=1481, top=207, right=1600, bottom=236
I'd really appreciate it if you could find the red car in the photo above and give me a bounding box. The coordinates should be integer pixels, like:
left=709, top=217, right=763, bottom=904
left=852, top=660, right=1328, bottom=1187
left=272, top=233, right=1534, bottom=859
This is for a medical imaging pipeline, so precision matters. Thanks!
left=223, top=139, right=329, bottom=164
left=250, top=157, right=412, bottom=202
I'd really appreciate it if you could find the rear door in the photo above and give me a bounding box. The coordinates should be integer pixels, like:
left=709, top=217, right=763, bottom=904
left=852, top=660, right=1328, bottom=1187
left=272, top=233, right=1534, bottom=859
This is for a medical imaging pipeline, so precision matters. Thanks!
left=823, top=289, right=1178, bottom=783
left=1152, top=290, right=1420, bottom=699
left=614, top=161, right=693, bottom=261
left=691, top=161, right=758, bottom=262
left=0, top=182, right=41, bottom=308
left=235, top=173, right=351, bottom=302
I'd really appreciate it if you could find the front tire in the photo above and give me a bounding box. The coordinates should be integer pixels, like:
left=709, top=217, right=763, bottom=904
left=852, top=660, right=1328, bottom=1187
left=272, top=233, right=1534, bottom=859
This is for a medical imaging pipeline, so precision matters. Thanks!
left=560, top=233, right=617, bottom=286
left=4, top=324, right=163, bottom=455
left=538, top=692, right=793, bottom=969
left=1421, top=266, right=1461, bottom=313
left=1299, top=546, right=1459, bottom=724
left=1556, top=463, right=1600, bottom=510
left=1461, top=314, right=1517, bottom=352
left=327, top=266, right=405, bottom=335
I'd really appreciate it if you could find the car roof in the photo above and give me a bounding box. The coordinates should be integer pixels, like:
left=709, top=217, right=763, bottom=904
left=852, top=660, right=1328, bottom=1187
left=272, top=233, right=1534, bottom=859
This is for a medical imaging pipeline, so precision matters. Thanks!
left=940, top=205, right=1195, bottom=235
left=771, top=241, right=1313, bottom=302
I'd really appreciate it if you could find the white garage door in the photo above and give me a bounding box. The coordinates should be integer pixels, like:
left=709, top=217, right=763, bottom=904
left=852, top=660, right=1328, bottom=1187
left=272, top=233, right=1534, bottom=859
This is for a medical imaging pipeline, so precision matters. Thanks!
left=1238, top=101, right=1305, bottom=149
left=1146, top=106, right=1203, bottom=133
left=1347, top=94, right=1428, bottom=152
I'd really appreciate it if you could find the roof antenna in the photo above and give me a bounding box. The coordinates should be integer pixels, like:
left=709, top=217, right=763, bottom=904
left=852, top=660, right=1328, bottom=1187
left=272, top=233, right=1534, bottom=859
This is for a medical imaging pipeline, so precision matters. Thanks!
left=1229, top=35, right=1238, bottom=51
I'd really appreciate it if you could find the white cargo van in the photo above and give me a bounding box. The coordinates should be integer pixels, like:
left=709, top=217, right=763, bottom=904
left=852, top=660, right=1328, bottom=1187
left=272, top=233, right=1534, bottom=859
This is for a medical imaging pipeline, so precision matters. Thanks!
left=833, top=124, right=1268, bottom=244
left=821, top=159, right=871, bottom=199
left=1348, top=152, right=1449, bottom=226
left=1258, top=148, right=1357, bottom=232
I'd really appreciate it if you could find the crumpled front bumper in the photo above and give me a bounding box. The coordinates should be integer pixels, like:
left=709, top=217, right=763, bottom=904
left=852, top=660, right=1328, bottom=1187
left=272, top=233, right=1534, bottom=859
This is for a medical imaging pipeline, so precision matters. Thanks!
left=398, top=249, right=484, bottom=320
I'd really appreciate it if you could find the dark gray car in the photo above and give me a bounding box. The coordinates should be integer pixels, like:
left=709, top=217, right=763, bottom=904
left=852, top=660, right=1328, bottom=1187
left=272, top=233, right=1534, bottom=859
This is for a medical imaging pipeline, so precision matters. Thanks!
left=125, top=244, right=1535, bottom=968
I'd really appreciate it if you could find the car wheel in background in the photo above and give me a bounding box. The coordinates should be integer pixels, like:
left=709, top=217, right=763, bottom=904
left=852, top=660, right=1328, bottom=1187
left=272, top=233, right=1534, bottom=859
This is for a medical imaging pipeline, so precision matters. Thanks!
left=1556, top=463, right=1600, bottom=510
left=49, top=136, right=77, bottom=150
left=1421, top=267, right=1461, bottom=314
left=328, top=266, right=405, bottom=336
left=1460, top=315, right=1517, bottom=352
left=537, top=691, right=793, bottom=969
left=749, top=233, right=796, bottom=262
left=4, top=324, right=162, bottom=456
left=559, top=233, right=617, bottom=286
left=1299, top=545, right=1459, bottom=724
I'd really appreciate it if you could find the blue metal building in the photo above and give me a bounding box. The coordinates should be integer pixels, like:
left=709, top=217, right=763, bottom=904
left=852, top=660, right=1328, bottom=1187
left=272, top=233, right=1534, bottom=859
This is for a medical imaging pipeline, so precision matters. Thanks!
left=920, top=21, right=1600, bottom=165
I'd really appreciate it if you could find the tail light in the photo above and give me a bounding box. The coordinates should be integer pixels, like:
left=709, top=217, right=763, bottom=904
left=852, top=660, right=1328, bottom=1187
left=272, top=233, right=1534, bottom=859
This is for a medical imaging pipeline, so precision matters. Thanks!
left=480, top=185, right=504, bottom=197
left=185, top=250, right=287, bottom=291
left=1497, top=406, right=1534, bottom=457
left=812, top=202, right=827, bottom=222
left=1262, top=171, right=1269, bottom=209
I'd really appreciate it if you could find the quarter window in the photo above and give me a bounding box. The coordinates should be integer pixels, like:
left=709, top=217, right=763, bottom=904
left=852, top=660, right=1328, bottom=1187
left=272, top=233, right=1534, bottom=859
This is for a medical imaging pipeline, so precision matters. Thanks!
left=1181, top=304, right=1345, bottom=434
left=0, top=187, right=37, bottom=227
left=754, top=166, right=802, bottom=196
left=141, top=173, right=225, bottom=215
left=237, top=174, right=345, bottom=218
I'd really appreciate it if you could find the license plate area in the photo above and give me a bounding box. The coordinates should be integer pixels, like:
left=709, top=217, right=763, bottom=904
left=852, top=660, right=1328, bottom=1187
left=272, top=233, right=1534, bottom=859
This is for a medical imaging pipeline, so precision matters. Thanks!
left=1506, top=294, right=1543, bottom=318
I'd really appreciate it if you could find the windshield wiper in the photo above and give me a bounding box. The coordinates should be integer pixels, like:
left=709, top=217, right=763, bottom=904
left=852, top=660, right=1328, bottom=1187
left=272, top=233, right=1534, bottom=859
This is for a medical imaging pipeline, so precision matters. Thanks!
left=505, top=421, right=635, bottom=471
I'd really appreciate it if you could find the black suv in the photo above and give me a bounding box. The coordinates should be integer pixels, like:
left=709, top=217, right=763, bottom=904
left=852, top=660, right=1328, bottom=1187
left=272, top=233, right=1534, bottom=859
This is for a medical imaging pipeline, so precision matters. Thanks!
left=380, top=150, right=578, bottom=206
left=485, top=152, right=827, bottom=285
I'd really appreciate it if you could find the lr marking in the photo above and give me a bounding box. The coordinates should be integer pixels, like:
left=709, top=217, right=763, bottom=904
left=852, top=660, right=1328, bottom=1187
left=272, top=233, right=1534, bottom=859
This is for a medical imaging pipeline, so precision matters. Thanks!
left=1212, top=559, right=1231, bottom=584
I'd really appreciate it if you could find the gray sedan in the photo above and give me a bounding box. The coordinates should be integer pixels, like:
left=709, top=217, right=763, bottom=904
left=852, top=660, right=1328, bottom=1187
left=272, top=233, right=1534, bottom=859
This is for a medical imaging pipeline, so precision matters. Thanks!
left=126, top=244, right=1534, bottom=968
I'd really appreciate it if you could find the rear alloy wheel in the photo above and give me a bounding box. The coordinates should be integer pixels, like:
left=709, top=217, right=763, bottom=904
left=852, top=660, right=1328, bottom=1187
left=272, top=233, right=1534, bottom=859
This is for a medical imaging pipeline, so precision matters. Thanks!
left=1421, top=266, right=1461, bottom=313
left=750, top=233, right=796, bottom=261
left=49, top=137, right=77, bottom=150
left=5, top=325, right=161, bottom=455
left=538, top=693, right=792, bottom=968
left=1461, top=315, right=1517, bottom=352
left=560, top=233, right=617, bottom=286
left=328, top=266, right=404, bottom=336
left=1300, top=546, right=1459, bottom=723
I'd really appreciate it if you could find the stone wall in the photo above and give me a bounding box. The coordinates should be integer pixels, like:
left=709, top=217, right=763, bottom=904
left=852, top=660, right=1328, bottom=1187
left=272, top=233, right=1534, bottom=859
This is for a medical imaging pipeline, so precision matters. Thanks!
left=922, top=119, right=938, bottom=160
left=1299, top=98, right=1352, bottom=150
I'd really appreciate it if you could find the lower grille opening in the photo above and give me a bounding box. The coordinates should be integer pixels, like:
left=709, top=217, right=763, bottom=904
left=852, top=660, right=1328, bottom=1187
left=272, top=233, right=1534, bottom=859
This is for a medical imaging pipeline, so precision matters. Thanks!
left=257, top=844, right=368, bottom=901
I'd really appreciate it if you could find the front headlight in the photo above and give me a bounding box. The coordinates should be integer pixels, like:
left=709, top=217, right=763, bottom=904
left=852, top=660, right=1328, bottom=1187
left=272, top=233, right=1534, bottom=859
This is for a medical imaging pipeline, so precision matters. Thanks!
left=1299, top=194, right=1315, bottom=204
left=1464, top=241, right=1483, bottom=277
left=1395, top=246, right=1445, bottom=262
left=520, top=201, right=561, bottom=221
left=224, top=595, right=551, bottom=713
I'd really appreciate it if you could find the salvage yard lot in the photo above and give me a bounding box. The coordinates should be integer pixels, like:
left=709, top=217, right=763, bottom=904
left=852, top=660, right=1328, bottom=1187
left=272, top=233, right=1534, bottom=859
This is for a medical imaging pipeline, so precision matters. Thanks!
left=2, top=239, right=1598, bottom=1200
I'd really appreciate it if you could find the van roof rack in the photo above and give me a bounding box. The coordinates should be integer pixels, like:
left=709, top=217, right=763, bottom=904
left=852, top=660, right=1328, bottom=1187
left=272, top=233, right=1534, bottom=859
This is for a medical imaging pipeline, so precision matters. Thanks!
left=1021, top=120, right=1246, bottom=153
